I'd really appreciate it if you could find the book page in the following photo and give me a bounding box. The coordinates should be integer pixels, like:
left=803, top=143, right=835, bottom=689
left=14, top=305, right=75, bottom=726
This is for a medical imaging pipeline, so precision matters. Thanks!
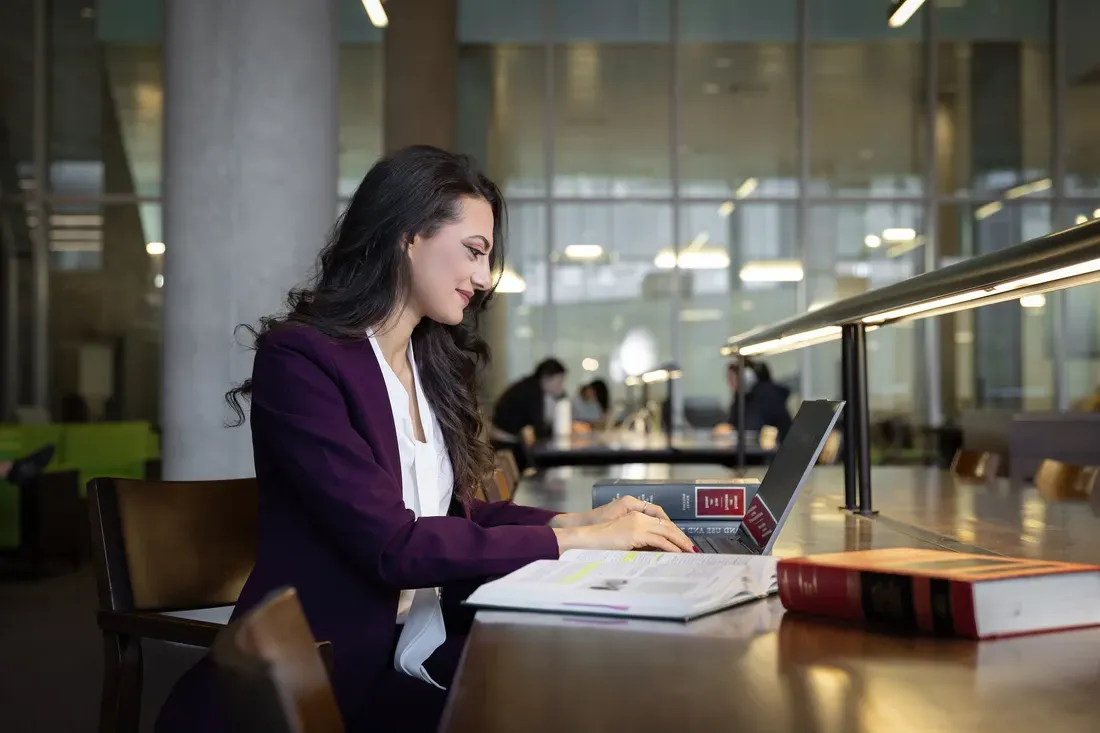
left=468, top=556, right=764, bottom=618
left=561, top=549, right=779, bottom=591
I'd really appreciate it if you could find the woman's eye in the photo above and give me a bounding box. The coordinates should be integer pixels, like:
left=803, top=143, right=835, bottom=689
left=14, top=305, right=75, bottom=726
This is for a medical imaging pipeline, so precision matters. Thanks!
left=466, top=246, right=485, bottom=259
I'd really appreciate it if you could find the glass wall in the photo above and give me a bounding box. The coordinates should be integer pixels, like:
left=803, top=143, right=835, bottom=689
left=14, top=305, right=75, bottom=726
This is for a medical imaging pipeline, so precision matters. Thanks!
left=3, top=0, right=1097, bottom=424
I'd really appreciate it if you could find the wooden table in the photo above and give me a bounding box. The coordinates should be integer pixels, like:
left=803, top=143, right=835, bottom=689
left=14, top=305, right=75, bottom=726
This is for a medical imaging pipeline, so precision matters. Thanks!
left=440, top=465, right=1100, bottom=732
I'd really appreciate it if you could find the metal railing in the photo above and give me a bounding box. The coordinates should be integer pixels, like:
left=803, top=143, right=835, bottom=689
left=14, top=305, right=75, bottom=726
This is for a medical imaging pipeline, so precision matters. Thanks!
left=722, top=219, right=1100, bottom=514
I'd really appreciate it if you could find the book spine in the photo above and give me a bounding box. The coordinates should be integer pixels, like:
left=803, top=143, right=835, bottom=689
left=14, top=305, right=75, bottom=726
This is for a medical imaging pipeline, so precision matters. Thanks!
left=591, top=485, right=747, bottom=520
left=776, top=562, right=979, bottom=638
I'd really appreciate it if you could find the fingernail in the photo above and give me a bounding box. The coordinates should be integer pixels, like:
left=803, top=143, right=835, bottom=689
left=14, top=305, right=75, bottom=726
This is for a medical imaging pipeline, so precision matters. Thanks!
left=693, top=546, right=701, bottom=553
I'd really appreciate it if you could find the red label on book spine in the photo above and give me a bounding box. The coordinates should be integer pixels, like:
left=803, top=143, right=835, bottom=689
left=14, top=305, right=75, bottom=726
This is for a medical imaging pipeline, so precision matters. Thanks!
left=742, top=495, right=777, bottom=546
left=694, top=487, right=746, bottom=517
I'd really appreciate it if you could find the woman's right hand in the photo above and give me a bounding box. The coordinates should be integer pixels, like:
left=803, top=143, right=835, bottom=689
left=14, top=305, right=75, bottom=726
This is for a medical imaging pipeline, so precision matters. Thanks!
left=553, top=512, right=697, bottom=554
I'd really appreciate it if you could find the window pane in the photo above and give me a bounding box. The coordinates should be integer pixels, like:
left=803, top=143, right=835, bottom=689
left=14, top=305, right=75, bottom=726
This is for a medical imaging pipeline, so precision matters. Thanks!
left=1065, top=0, right=1100, bottom=197
left=338, top=45, right=384, bottom=197
left=551, top=203, right=673, bottom=397
left=459, top=44, right=547, bottom=198
left=679, top=201, right=800, bottom=413
left=804, top=204, right=923, bottom=413
left=552, top=17, right=672, bottom=198
left=51, top=201, right=162, bottom=420
left=1, top=1, right=39, bottom=195
left=809, top=1, right=926, bottom=197
left=500, top=203, right=548, bottom=382
left=679, top=0, right=798, bottom=199
left=935, top=0, right=1051, bottom=197
left=939, top=202, right=1054, bottom=412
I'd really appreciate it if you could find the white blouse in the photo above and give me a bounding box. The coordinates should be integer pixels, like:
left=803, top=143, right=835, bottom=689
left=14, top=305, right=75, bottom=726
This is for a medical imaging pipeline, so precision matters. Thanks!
left=367, top=332, right=453, bottom=690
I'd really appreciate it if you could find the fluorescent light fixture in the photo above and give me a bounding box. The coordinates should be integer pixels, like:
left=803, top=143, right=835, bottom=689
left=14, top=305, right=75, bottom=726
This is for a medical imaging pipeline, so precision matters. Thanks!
left=864, top=234, right=881, bottom=249
left=50, top=214, right=102, bottom=227
left=882, top=227, right=916, bottom=242
left=1094, top=209, right=1100, bottom=219
left=582, top=358, right=599, bottom=371
left=888, top=0, right=926, bottom=28
left=654, top=249, right=730, bottom=270
left=496, top=269, right=526, bottom=293
left=739, top=259, right=804, bottom=283
left=718, top=201, right=735, bottom=217
left=735, top=178, right=758, bottom=199
left=1076, top=214, right=1089, bottom=225
left=975, top=201, right=1003, bottom=220
left=738, top=326, right=843, bottom=357
left=51, top=229, right=103, bottom=241
left=563, top=244, right=604, bottom=260
left=641, top=368, right=682, bottom=383
left=624, top=376, right=642, bottom=386
left=361, top=0, right=388, bottom=27
left=1020, top=294, right=1046, bottom=308
left=1004, top=178, right=1051, bottom=199
left=680, top=308, right=723, bottom=322
left=146, top=241, right=166, bottom=255
left=863, top=257, right=1100, bottom=324
left=154, top=274, right=164, bottom=289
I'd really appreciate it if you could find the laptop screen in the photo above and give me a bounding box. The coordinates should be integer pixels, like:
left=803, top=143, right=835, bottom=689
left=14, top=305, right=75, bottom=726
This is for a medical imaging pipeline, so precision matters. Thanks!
left=736, top=399, right=845, bottom=553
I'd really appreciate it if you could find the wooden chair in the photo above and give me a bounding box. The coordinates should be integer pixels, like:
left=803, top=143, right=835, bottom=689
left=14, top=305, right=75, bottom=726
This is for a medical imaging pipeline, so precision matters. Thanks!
left=1034, top=459, right=1096, bottom=501
left=950, top=449, right=1001, bottom=483
left=482, top=469, right=512, bottom=503
left=213, top=587, right=343, bottom=733
left=495, top=449, right=520, bottom=488
left=87, top=476, right=259, bottom=733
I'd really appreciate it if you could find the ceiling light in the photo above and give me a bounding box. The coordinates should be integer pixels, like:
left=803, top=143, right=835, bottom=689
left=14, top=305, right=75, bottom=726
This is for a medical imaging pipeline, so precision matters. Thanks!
left=496, top=269, right=526, bottom=294
left=1004, top=178, right=1051, bottom=199
left=361, top=0, right=388, bottom=28
left=888, top=0, right=927, bottom=28
left=654, top=249, right=730, bottom=270
left=974, top=201, right=1003, bottom=220
left=864, top=234, right=881, bottom=248
left=1077, top=214, right=1089, bottom=225
left=739, top=259, right=804, bottom=283
left=1020, top=294, right=1046, bottom=309
left=882, top=228, right=916, bottom=242
left=1093, top=209, right=1100, bottom=219
left=582, top=358, right=599, bottom=371
left=153, top=274, right=164, bottom=289
left=718, top=201, right=735, bottom=217
left=735, top=178, right=758, bottom=199
left=146, top=241, right=165, bottom=255
left=563, top=244, right=604, bottom=260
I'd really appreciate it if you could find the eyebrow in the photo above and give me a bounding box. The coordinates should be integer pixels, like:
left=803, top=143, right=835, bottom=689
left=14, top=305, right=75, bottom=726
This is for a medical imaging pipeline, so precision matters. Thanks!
left=464, top=235, right=492, bottom=252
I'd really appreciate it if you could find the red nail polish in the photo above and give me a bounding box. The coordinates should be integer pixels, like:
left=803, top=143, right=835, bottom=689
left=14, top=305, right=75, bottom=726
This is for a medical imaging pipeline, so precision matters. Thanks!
left=693, top=546, right=701, bottom=553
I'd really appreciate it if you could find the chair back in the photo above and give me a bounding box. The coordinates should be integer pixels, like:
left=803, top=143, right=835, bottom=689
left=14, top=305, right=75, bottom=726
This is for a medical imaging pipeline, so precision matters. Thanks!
left=950, top=449, right=1001, bottom=483
left=1034, top=459, right=1093, bottom=501
left=213, top=587, right=344, bottom=733
left=87, top=477, right=258, bottom=612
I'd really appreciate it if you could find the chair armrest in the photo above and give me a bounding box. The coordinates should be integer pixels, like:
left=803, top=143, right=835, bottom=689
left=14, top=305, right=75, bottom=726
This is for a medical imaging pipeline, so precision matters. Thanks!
left=96, top=609, right=224, bottom=647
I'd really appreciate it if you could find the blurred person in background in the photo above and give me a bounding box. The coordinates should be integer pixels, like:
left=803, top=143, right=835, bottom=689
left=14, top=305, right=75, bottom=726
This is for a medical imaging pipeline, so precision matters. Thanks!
left=572, top=378, right=610, bottom=425
left=722, top=359, right=793, bottom=441
left=490, top=357, right=567, bottom=441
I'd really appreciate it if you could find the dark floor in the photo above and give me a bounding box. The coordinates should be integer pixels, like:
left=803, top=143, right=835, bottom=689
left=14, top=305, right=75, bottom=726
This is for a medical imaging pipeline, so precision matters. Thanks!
left=0, top=564, right=204, bottom=733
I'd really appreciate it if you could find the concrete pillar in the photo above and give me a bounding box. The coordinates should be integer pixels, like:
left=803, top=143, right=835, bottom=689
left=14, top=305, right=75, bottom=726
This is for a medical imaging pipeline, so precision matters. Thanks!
left=383, top=0, right=459, bottom=153
left=161, top=0, right=338, bottom=480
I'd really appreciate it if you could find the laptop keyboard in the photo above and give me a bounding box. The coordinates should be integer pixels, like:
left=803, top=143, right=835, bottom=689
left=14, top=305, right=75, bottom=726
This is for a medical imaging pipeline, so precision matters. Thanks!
left=694, top=535, right=748, bottom=554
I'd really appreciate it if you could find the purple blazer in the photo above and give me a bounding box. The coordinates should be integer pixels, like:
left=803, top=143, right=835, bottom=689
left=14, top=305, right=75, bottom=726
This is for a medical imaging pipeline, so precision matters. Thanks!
left=156, top=323, right=560, bottom=732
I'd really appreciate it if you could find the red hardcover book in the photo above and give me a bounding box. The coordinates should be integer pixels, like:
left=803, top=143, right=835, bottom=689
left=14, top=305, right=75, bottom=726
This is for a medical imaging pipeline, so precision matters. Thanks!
left=777, top=547, right=1100, bottom=639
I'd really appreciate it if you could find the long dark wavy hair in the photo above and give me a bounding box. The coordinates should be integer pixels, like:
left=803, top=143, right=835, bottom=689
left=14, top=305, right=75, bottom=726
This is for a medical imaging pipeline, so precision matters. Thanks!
left=225, top=145, right=506, bottom=503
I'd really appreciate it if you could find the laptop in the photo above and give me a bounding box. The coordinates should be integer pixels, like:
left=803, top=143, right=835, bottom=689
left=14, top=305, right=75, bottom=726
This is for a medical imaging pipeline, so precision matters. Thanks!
left=693, top=399, right=845, bottom=555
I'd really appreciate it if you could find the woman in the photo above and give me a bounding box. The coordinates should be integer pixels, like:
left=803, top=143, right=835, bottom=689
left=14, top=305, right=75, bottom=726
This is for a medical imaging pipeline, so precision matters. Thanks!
left=156, top=146, right=694, bottom=733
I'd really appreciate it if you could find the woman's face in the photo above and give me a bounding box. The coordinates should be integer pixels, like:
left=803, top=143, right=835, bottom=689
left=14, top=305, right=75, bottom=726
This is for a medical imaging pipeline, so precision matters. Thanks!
left=406, top=196, right=494, bottom=326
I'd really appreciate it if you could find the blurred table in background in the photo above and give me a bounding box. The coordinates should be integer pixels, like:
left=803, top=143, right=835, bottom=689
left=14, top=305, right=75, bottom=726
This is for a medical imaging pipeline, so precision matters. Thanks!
left=530, top=430, right=774, bottom=469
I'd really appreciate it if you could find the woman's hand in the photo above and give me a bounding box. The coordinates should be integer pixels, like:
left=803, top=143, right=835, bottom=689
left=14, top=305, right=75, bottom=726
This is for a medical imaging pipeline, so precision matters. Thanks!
left=552, top=511, right=697, bottom=554
left=549, top=496, right=674, bottom=530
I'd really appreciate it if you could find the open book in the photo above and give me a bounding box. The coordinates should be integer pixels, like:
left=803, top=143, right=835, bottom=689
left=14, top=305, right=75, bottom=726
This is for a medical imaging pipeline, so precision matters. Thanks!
left=465, top=550, right=780, bottom=621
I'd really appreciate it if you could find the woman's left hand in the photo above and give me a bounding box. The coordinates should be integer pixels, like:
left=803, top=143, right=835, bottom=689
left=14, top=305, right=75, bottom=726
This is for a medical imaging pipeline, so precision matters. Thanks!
left=549, top=496, right=672, bottom=529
